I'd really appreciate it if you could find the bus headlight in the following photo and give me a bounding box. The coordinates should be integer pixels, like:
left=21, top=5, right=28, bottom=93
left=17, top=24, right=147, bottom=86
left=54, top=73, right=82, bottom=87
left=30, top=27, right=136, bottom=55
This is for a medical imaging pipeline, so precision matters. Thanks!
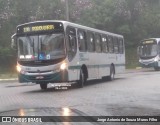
left=60, top=63, right=67, bottom=70
left=154, top=57, right=159, bottom=62
left=139, top=59, right=142, bottom=63
left=16, top=65, right=21, bottom=72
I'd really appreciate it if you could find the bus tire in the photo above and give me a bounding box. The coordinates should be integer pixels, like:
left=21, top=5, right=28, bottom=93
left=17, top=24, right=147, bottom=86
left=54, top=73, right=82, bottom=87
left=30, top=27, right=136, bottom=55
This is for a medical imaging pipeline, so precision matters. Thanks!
left=154, top=67, right=160, bottom=71
left=108, top=65, right=115, bottom=81
left=77, top=69, right=85, bottom=88
left=40, top=83, right=48, bottom=90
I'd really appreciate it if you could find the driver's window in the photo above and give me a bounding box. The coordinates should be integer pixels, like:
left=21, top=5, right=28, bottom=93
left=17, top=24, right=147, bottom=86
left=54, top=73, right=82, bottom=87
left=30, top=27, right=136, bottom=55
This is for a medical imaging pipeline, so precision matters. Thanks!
left=158, top=42, right=160, bottom=54
left=66, top=26, right=77, bottom=61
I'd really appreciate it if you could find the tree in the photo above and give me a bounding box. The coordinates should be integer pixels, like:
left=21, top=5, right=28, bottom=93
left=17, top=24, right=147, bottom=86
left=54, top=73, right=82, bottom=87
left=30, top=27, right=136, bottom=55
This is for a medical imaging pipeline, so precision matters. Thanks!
left=1, top=0, right=160, bottom=70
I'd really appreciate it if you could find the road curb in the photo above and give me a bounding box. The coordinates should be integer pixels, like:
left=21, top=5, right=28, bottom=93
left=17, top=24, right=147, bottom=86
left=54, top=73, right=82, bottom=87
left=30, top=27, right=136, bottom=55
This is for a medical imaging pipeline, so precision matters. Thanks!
left=0, top=78, right=18, bottom=82
left=125, top=68, right=153, bottom=73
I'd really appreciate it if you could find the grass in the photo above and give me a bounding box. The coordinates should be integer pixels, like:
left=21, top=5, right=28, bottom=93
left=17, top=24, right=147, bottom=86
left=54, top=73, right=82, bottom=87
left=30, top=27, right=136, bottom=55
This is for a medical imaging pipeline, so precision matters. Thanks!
left=0, top=73, right=17, bottom=79
left=0, top=67, right=17, bottom=79
left=125, top=48, right=139, bottom=69
left=126, top=60, right=139, bottom=69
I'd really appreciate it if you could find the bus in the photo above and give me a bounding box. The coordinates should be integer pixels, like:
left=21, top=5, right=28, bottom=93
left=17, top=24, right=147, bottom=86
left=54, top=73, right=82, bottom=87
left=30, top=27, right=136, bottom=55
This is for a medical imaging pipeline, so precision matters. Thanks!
left=137, top=38, right=160, bottom=71
left=11, top=20, right=125, bottom=89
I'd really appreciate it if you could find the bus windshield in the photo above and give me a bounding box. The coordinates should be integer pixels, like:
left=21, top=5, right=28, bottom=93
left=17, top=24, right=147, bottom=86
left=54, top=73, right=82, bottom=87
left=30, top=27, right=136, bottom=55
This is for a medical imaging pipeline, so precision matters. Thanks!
left=17, top=34, right=65, bottom=61
left=139, top=44, right=158, bottom=58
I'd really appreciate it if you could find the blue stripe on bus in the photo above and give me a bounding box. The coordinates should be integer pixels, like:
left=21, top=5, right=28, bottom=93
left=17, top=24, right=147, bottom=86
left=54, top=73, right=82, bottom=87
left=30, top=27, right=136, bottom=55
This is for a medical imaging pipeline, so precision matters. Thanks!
left=68, top=64, right=125, bottom=70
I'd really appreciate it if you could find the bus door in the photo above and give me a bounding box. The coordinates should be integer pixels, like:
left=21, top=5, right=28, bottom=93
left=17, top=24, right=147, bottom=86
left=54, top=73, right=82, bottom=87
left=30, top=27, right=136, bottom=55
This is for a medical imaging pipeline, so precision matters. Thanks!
left=66, top=26, right=79, bottom=81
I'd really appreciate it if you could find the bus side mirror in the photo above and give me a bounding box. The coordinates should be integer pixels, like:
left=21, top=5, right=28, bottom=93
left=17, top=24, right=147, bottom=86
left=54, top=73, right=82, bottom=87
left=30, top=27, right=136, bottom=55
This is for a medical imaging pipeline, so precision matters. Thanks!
left=11, top=34, right=17, bottom=49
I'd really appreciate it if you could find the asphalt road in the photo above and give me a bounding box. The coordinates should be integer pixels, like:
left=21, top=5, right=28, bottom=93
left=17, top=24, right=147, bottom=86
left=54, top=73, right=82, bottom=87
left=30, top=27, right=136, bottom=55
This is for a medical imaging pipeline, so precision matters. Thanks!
left=0, top=69, right=160, bottom=125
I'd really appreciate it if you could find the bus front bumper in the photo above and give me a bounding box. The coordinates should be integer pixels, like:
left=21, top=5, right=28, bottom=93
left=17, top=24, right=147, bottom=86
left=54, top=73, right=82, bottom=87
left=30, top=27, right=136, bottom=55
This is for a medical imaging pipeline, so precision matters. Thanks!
left=140, top=61, right=158, bottom=68
left=18, top=70, right=68, bottom=83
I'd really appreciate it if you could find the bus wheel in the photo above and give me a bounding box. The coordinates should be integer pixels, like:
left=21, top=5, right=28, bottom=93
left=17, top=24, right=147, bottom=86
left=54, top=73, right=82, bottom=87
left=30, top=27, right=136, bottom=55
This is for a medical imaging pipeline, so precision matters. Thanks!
left=108, top=65, right=115, bottom=81
left=40, top=83, right=48, bottom=90
left=77, top=69, right=85, bottom=88
left=154, top=67, right=160, bottom=71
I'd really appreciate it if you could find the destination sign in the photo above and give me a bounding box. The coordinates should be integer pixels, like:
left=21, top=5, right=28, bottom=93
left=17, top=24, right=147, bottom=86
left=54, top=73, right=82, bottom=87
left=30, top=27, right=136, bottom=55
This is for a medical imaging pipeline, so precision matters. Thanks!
left=142, top=40, right=155, bottom=44
left=17, top=22, right=64, bottom=34
left=23, top=25, right=54, bottom=33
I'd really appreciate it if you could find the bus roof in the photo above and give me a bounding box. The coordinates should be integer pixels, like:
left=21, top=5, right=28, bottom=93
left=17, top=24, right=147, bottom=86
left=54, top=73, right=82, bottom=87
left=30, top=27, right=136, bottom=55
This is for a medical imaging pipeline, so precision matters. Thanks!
left=17, top=20, right=123, bottom=38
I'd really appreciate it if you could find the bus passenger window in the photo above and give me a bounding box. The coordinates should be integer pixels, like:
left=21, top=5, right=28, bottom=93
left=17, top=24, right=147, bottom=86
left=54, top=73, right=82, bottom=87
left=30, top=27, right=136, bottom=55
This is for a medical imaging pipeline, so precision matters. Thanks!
left=78, top=30, right=87, bottom=52
left=95, top=34, right=102, bottom=53
left=108, top=36, right=114, bottom=53
left=119, top=38, right=124, bottom=54
left=87, top=32, right=95, bottom=52
left=114, top=37, right=119, bottom=54
left=102, top=36, right=108, bottom=53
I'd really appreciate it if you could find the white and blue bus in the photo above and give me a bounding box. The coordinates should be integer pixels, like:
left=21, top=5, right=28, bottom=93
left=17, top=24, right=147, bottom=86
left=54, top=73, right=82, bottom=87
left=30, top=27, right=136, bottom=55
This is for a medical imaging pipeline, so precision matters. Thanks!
left=11, top=20, right=125, bottom=89
left=138, top=38, right=160, bottom=71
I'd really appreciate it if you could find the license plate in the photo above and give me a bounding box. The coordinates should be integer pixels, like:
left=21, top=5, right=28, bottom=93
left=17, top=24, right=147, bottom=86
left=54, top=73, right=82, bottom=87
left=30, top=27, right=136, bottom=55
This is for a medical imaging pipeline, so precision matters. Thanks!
left=36, top=76, right=44, bottom=79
